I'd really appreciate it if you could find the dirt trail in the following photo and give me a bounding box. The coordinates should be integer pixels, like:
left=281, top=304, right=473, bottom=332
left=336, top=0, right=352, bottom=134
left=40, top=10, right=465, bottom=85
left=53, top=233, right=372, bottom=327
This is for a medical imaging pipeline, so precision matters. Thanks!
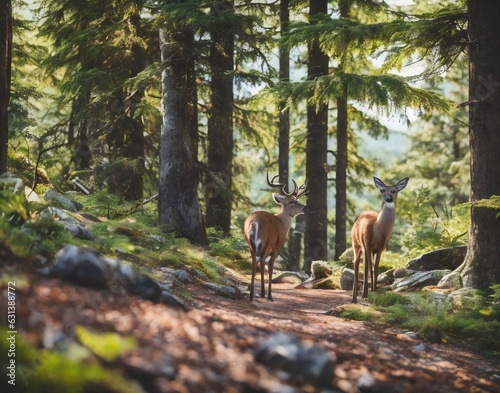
left=1, top=263, right=499, bottom=393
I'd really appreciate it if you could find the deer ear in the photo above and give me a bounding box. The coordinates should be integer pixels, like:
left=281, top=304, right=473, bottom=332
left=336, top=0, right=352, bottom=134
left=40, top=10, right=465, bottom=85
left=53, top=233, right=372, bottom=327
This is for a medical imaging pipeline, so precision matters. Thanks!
left=396, top=177, right=409, bottom=191
left=273, top=193, right=286, bottom=204
left=373, top=176, right=387, bottom=191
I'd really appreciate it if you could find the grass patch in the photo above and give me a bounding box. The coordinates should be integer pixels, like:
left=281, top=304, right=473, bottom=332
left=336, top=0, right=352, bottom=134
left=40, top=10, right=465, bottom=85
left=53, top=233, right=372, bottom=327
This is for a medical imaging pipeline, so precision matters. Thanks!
left=339, top=307, right=376, bottom=322
left=0, top=328, right=141, bottom=393
left=358, top=289, right=500, bottom=357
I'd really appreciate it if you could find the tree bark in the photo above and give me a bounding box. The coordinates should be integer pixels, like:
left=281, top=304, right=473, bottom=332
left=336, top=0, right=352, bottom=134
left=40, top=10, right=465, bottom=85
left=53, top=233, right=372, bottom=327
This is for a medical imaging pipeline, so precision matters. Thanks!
left=159, top=27, right=207, bottom=246
left=334, top=1, right=350, bottom=260
left=205, top=0, right=234, bottom=235
left=0, top=0, right=12, bottom=174
left=304, top=0, right=329, bottom=274
left=461, top=0, right=500, bottom=290
left=105, top=12, right=146, bottom=201
left=335, top=94, right=348, bottom=260
left=278, top=0, right=290, bottom=189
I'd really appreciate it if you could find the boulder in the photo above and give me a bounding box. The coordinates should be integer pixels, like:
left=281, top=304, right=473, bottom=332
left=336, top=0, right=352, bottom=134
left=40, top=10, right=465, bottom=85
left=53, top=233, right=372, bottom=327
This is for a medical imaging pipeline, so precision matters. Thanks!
left=205, top=282, right=241, bottom=299
left=41, top=245, right=111, bottom=289
left=338, top=248, right=354, bottom=264
left=43, top=189, right=81, bottom=212
left=437, top=271, right=463, bottom=289
left=42, top=245, right=188, bottom=309
left=272, top=271, right=308, bottom=285
left=0, top=173, right=24, bottom=193
left=311, top=260, right=333, bottom=279
left=406, top=246, right=467, bottom=271
left=255, top=332, right=335, bottom=386
left=393, top=270, right=451, bottom=292
left=340, top=268, right=355, bottom=290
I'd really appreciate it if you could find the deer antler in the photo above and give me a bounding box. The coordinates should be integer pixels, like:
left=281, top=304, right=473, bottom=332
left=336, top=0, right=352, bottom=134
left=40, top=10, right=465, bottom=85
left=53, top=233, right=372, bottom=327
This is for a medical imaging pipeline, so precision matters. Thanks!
left=266, top=171, right=297, bottom=196
left=296, top=179, right=308, bottom=199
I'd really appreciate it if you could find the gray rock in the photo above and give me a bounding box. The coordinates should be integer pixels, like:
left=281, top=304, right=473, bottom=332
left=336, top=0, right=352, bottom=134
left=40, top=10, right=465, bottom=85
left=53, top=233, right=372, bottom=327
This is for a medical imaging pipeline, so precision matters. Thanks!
left=255, top=332, right=335, bottom=386
left=174, top=269, right=191, bottom=284
left=64, top=223, right=95, bottom=240
left=338, top=248, right=354, bottom=263
left=340, top=268, right=355, bottom=290
left=437, top=270, right=462, bottom=289
left=125, top=274, right=162, bottom=301
left=43, top=245, right=110, bottom=289
left=43, top=245, right=187, bottom=310
left=393, top=270, right=451, bottom=292
left=272, top=271, right=308, bottom=284
left=377, top=268, right=395, bottom=285
left=311, top=261, right=333, bottom=279
left=406, top=246, right=467, bottom=271
left=160, top=290, right=188, bottom=310
left=43, top=189, right=81, bottom=212
left=25, top=186, right=41, bottom=203
left=205, top=282, right=240, bottom=299
left=0, top=173, right=24, bottom=193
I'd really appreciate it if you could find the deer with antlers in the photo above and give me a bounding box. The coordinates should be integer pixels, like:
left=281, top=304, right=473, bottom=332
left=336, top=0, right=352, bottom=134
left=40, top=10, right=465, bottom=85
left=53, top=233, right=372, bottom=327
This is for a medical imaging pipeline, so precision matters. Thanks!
left=244, top=173, right=308, bottom=301
left=351, top=176, right=409, bottom=303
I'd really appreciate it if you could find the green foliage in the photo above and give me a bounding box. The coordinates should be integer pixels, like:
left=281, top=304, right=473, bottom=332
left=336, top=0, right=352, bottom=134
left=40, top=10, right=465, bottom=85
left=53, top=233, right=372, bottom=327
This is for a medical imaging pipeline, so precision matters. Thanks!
left=365, top=290, right=500, bottom=356
left=369, top=291, right=410, bottom=307
left=397, top=187, right=469, bottom=259
left=75, top=326, right=137, bottom=362
left=468, top=196, right=500, bottom=218
left=0, top=328, right=141, bottom=393
left=339, top=307, right=375, bottom=322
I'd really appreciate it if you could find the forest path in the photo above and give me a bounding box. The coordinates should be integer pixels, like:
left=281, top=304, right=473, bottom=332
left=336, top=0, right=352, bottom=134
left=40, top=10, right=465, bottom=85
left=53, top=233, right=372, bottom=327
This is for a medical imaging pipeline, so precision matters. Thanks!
left=189, top=278, right=499, bottom=392
left=2, top=261, right=499, bottom=393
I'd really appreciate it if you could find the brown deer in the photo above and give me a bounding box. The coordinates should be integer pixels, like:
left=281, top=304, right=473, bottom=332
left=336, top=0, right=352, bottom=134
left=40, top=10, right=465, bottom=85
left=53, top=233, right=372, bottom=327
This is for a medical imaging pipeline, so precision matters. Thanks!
left=351, top=176, right=409, bottom=303
left=244, top=173, right=308, bottom=301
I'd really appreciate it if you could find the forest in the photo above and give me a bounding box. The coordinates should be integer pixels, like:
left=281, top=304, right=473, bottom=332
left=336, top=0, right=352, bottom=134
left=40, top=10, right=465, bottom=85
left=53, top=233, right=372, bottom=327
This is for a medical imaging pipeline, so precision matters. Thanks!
left=0, top=0, right=500, bottom=391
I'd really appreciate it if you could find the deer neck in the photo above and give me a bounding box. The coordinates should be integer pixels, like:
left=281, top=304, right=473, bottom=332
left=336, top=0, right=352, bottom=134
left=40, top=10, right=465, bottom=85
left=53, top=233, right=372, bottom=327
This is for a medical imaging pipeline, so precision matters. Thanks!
left=376, top=201, right=396, bottom=236
left=275, top=209, right=294, bottom=231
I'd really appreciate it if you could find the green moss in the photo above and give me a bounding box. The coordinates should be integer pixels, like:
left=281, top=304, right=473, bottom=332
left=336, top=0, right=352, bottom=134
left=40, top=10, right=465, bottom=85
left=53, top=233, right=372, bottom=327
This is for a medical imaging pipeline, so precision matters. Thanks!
left=75, top=326, right=137, bottom=362
left=0, top=328, right=141, bottom=393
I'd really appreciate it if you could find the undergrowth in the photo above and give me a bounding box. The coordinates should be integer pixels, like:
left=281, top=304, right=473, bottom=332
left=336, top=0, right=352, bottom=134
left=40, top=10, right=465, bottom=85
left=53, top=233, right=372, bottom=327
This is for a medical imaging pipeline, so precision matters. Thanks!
left=340, top=289, right=500, bottom=357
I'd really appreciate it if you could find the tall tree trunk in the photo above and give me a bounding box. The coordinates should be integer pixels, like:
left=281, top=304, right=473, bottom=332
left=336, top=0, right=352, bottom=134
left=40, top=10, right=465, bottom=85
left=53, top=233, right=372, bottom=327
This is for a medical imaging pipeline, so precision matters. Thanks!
left=0, top=0, right=12, bottom=174
left=334, top=1, right=350, bottom=260
left=279, top=0, right=300, bottom=271
left=278, top=0, right=290, bottom=189
left=461, top=0, right=500, bottom=290
left=335, top=93, right=348, bottom=260
left=205, top=0, right=234, bottom=236
left=106, top=12, right=146, bottom=201
left=159, top=27, right=207, bottom=246
left=304, top=0, right=329, bottom=274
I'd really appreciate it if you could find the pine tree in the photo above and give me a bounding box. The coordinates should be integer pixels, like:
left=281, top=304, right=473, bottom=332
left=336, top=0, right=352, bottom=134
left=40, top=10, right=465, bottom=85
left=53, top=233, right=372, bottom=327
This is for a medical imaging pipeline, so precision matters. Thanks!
left=304, top=0, right=329, bottom=273
left=462, top=0, right=500, bottom=290
left=38, top=0, right=153, bottom=199
left=205, top=0, right=235, bottom=236
left=263, top=0, right=451, bottom=266
left=159, top=21, right=208, bottom=245
left=0, top=0, right=12, bottom=174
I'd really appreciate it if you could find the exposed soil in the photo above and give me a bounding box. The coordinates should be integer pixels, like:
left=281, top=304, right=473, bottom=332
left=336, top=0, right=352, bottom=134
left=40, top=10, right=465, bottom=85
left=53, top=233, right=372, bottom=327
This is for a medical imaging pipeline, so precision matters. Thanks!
left=1, top=258, right=499, bottom=393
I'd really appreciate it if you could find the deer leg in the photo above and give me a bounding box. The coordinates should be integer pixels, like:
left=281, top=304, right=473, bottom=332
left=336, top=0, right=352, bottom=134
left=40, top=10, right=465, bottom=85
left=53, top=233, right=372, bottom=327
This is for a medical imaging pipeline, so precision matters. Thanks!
left=260, top=256, right=266, bottom=298
left=352, top=248, right=362, bottom=303
left=249, top=253, right=257, bottom=301
left=362, top=250, right=372, bottom=298
left=373, top=252, right=382, bottom=291
left=267, top=255, right=276, bottom=301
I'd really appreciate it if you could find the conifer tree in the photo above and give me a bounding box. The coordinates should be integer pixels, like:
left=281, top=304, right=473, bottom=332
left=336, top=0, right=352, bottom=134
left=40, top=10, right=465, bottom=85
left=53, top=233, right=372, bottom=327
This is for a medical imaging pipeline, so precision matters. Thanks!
left=462, top=0, right=500, bottom=290
left=159, top=23, right=207, bottom=245
left=0, top=0, right=12, bottom=174
left=205, top=0, right=235, bottom=236
left=38, top=0, right=152, bottom=199
left=304, top=0, right=329, bottom=273
left=263, top=0, right=450, bottom=266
